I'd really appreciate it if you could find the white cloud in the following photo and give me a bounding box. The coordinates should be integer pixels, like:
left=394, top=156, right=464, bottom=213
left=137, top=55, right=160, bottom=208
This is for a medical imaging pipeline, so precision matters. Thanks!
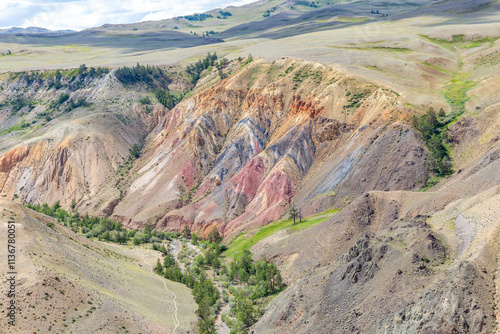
left=0, top=0, right=256, bottom=31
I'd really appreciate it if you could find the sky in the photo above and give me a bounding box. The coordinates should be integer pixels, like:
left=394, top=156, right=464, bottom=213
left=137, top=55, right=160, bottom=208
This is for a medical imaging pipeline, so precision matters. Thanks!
left=0, top=0, right=256, bottom=31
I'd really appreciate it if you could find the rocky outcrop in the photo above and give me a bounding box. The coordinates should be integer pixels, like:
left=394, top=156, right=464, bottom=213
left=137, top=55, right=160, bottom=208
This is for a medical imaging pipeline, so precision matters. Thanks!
left=386, top=261, right=494, bottom=333
left=251, top=215, right=453, bottom=334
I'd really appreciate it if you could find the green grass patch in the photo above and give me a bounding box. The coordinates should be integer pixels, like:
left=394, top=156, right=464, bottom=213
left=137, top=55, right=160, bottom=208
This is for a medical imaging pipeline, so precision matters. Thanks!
left=241, top=56, right=253, bottom=68
left=308, top=208, right=340, bottom=218
left=463, top=42, right=483, bottom=49
left=290, top=215, right=336, bottom=232
left=0, top=122, right=30, bottom=136
left=421, top=175, right=444, bottom=191
left=421, top=62, right=449, bottom=74
left=334, top=16, right=371, bottom=23
left=224, top=209, right=338, bottom=260
left=419, top=34, right=466, bottom=50
left=442, top=72, right=476, bottom=115
left=365, top=65, right=383, bottom=72
left=332, top=46, right=411, bottom=53
left=464, top=36, right=499, bottom=48
left=371, top=46, right=411, bottom=53
left=420, top=34, right=500, bottom=50
left=62, top=68, right=79, bottom=79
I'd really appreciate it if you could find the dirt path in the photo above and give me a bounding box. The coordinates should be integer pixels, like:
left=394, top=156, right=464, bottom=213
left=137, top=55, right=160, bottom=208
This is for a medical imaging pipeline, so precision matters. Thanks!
left=151, top=266, right=180, bottom=333
left=129, top=247, right=180, bottom=333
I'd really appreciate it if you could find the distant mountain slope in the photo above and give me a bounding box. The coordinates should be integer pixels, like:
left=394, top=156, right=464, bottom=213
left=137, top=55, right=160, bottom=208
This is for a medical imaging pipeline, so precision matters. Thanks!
left=0, top=26, right=74, bottom=34
left=0, top=0, right=442, bottom=71
left=88, top=0, right=437, bottom=37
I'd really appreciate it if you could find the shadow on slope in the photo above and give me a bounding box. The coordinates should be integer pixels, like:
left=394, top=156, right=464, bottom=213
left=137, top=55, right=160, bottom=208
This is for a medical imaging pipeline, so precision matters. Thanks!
left=0, top=29, right=224, bottom=51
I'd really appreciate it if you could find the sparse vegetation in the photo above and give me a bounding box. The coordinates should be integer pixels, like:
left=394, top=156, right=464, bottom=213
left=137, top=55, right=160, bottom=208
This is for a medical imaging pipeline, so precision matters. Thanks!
left=115, top=143, right=142, bottom=185
left=8, top=95, right=35, bottom=115
left=63, top=97, right=90, bottom=112
left=263, top=6, right=277, bottom=18
left=182, top=13, right=213, bottom=21
left=343, top=89, right=370, bottom=110
left=288, top=205, right=299, bottom=224
left=25, top=201, right=175, bottom=244
left=139, top=96, right=151, bottom=105
left=115, top=63, right=171, bottom=89
left=241, top=55, right=253, bottom=68
left=177, top=175, right=201, bottom=207
left=0, top=122, right=31, bottom=136
left=129, top=143, right=141, bottom=159
left=155, top=88, right=182, bottom=109
left=45, top=66, right=109, bottom=90
left=218, top=11, right=232, bottom=19
left=186, top=52, right=218, bottom=84
left=46, top=92, right=89, bottom=114
left=291, top=67, right=322, bottom=87
left=56, top=92, right=70, bottom=106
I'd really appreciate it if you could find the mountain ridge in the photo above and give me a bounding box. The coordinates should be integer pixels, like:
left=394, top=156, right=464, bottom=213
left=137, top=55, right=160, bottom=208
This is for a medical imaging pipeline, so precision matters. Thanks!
left=0, top=26, right=75, bottom=35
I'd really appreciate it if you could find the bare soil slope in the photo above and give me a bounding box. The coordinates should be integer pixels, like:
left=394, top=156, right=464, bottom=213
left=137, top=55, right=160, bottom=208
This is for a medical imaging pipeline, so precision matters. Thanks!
left=0, top=199, right=197, bottom=333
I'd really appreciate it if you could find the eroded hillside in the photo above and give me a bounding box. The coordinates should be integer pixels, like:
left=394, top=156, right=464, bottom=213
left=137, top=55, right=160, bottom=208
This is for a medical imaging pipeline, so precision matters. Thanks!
left=0, top=58, right=429, bottom=240
left=0, top=68, right=172, bottom=213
